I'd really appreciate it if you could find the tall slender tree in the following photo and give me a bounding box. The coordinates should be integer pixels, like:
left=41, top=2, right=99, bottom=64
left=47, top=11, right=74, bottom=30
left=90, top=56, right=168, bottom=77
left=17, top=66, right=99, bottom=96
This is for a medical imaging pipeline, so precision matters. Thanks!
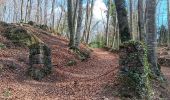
left=20, top=0, right=24, bottom=21
left=67, top=0, right=74, bottom=47
left=129, top=0, right=133, bottom=38
left=115, top=0, right=131, bottom=42
left=105, top=0, right=111, bottom=46
left=51, top=0, right=55, bottom=30
left=167, top=0, right=170, bottom=46
left=75, top=0, right=83, bottom=48
left=44, top=0, right=48, bottom=25
left=86, top=0, right=94, bottom=44
left=138, top=0, right=145, bottom=41
left=27, top=0, right=32, bottom=21
left=146, top=0, right=159, bottom=75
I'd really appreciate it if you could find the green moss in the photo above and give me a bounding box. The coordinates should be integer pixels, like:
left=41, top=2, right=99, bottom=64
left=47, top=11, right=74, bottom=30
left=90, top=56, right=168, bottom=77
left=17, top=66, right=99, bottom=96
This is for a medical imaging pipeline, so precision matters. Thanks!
left=66, top=60, right=77, bottom=66
left=119, top=40, right=153, bottom=99
left=0, top=43, right=6, bottom=49
left=28, top=43, right=52, bottom=80
left=4, top=28, right=37, bottom=47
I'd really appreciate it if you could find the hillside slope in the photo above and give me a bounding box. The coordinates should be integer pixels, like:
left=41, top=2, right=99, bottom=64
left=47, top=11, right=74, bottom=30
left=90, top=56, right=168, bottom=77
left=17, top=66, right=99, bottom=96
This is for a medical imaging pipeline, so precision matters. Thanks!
left=0, top=22, right=119, bottom=99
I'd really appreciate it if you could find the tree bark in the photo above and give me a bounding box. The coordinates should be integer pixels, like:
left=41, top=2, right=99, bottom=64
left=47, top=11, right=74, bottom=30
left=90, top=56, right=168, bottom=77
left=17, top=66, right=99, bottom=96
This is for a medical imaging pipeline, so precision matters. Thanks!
left=75, top=0, right=83, bottom=48
left=51, top=0, right=55, bottom=31
left=20, top=0, right=24, bottom=21
left=44, top=0, right=48, bottom=25
left=146, top=0, right=159, bottom=76
left=86, top=0, right=94, bottom=44
left=105, top=0, right=111, bottom=46
left=115, top=0, right=131, bottom=42
left=67, top=0, right=74, bottom=47
left=167, top=0, right=170, bottom=46
left=138, top=0, right=145, bottom=41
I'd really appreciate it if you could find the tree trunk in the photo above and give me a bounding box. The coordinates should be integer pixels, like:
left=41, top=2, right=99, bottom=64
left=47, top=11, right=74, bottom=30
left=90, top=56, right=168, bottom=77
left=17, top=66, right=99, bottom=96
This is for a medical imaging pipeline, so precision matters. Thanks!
left=115, top=0, right=131, bottom=42
left=51, top=0, right=55, bottom=31
left=138, top=0, right=145, bottom=41
left=44, top=0, right=48, bottom=25
left=129, top=0, right=133, bottom=39
left=167, top=0, right=170, bottom=46
left=67, top=0, right=74, bottom=47
left=20, top=0, right=24, bottom=21
left=86, top=0, right=94, bottom=44
left=75, top=0, right=83, bottom=48
left=146, top=0, right=159, bottom=76
left=25, top=0, right=29, bottom=22
left=105, top=0, right=111, bottom=46
left=27, top=0, right=32, bottom=21
left=82, top=0, right=90, bottom=42
left=13, top=0, right=17, bottom=22
left=36, top=0, right=40, bottom=24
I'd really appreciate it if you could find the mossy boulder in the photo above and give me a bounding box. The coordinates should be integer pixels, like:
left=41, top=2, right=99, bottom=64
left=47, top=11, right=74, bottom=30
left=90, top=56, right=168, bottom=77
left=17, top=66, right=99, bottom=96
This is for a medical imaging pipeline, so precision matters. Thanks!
left=28, top=43, right=52, bottom=80
left=118, top=41, right=152, bottom=99
left=4, top=28, right=37, bottom=47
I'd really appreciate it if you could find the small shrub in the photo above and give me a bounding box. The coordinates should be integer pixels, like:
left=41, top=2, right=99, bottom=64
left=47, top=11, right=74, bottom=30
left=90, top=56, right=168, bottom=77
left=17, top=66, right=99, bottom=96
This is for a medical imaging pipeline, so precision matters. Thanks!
left=3, top=88, right=12, bottom=98
left=66, top=60, right=77, bottom=66
left=0, top=43, right=6, bottom=49
left=0, top=21, right=9, bottom=27
left=28, top=21, right=36, bottom=26
left=39, top=24, right=48, bottom=31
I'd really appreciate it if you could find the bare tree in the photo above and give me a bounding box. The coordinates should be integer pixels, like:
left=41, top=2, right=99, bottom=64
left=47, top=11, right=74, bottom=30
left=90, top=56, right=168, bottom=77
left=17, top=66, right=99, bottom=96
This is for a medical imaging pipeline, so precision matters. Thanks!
left=167, top=0, right=170, bottom=46
left=51, top=0, right=55, bottom=30
left=25, top=0, right=29, bottom=22
left=86, top=0, right=94, bottom=44
left=20, top=0, right=24, bottom=21
left=75, top=0, right=83, bottom=48
left=13, top=0, right=18, bottom=22
left=67, top=0, right=74, bottom=47
left=27, top=0, right=32, bottom=21
left=105, top=0, right=111, bottom=46
left=44, top=0, right=48, bottom=25
left=36, top=0, right=40, bottom=24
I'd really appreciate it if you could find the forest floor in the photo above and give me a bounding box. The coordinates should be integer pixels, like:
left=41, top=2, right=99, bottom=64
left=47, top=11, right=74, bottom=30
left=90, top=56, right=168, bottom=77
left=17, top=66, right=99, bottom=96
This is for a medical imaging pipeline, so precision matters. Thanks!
left=0, top=23, right=119, bottom=100
left=0, top=23, right=170, bottom=100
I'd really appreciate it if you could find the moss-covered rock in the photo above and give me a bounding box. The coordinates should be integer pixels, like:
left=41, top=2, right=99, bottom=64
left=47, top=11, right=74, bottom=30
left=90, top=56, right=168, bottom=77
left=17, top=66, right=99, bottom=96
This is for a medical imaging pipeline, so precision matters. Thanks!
left=118, top=41, right=152, bottom=99
left=4, top=28, right=37, bottom=47
left=28, top=43, right=52, bottom=80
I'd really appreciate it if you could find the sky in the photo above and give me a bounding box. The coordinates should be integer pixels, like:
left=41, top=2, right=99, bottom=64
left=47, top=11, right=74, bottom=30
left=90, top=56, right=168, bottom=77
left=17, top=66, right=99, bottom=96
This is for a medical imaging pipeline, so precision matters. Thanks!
left=1, top=0, right=168, bottom=30
left=156, top=0, right=167, bottom=28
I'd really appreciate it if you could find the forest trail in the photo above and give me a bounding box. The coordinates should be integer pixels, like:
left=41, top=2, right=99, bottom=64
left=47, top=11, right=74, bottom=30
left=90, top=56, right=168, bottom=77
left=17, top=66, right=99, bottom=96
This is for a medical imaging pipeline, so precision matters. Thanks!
left=0, top=25, right=119, bottom=99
